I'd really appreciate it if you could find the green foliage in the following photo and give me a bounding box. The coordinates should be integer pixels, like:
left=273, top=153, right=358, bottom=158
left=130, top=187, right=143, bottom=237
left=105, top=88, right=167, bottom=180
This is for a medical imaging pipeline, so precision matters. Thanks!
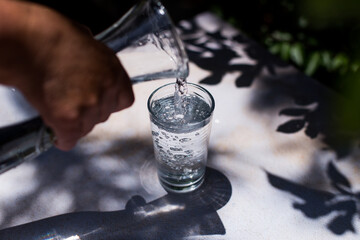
left=263, top=28, right=359, bottom=80
left=210, top=0, right=360, bottom=94
left=210, top=0, right=360, bottom=138
left=305, top=52, right=320, bottom=76
left=290, top=43, right=304, bottom=66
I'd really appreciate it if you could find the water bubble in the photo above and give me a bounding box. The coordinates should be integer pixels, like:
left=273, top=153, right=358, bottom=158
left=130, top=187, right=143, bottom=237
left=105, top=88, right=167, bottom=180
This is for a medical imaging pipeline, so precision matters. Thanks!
left=183, top=168, right=192, bottom=174
left=175, top=114, right=184, bottom=119
left=179, top=138, right=191, bottom=143
left=184, top=150, right=193, bottom=154
left=170, top=147, right=182, bottom=151
left=174, top=154, right=187, bottom=160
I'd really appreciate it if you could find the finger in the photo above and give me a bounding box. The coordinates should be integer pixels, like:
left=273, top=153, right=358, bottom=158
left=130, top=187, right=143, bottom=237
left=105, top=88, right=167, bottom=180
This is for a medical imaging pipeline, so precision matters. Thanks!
left=112, top=60, right=134, bottom=111
left=117, top=87, right=135, bottom=111
left=98, top=82, right=119, bottom=122
left=42, top=114, right=83, bottom=151
left=116, top=75, right=134, bottom=111
left=80, top=105, right=102, bottom=137
left=97, top=66, right=133, bottom=121
left=55, top=137, right=77, bottom=151
left=52, top=127, right=81, bottom=151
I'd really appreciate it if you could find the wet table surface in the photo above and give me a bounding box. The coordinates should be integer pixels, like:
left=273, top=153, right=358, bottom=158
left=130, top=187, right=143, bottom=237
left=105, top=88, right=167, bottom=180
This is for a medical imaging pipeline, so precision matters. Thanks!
left=0, top=12, right=359, bottom=240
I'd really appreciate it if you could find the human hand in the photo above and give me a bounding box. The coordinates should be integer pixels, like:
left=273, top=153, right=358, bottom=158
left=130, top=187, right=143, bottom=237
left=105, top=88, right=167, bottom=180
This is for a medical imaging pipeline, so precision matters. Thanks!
left=0, top=1, right=134, bottom=150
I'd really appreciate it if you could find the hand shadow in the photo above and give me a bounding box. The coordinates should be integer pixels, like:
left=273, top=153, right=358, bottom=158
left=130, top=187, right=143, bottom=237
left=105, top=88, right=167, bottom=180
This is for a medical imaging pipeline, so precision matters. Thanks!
left=0, top=167, right=232, bottom=240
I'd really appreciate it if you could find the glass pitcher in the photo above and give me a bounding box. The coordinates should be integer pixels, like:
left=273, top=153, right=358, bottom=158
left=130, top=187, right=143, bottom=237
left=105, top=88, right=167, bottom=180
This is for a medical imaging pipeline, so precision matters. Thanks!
left=0, top=0, right=189, bottom=174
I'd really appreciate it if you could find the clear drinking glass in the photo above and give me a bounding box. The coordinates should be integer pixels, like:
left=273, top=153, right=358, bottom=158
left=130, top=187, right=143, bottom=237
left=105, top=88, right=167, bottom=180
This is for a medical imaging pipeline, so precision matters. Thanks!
left=148, top=83, right=215, bottom=193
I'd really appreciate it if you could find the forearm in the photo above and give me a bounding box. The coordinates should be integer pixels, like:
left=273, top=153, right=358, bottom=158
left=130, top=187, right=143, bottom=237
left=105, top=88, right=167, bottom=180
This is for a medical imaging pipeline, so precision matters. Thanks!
left=0, top=1, right=32, bottom=86
left=0, top=0, right=134, bottom=150
left=0, top=0, right=73, bottom=90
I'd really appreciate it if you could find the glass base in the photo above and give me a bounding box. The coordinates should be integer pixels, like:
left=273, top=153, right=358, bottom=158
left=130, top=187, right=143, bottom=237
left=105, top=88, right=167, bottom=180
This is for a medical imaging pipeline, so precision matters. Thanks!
left=159, top=174, right=205, bottom=193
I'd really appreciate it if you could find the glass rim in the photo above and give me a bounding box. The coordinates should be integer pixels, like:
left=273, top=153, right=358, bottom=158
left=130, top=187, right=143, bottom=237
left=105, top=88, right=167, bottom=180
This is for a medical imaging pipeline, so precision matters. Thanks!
left=147, top=82, right=215, bottom=123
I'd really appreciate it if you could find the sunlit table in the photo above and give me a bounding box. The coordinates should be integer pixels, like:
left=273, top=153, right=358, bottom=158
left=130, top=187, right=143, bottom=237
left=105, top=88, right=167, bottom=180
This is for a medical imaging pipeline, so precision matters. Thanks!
left=0, top=12, right=359, bottom=239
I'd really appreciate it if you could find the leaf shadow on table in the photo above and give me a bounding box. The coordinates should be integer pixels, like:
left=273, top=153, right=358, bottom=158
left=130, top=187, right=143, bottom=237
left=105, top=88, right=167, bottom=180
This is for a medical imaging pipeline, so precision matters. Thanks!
left=179, top=15, right=288, bottom=88
left=0, top=137, right=232, bottom=239
left=251, top=71, right=359, bottom=158
left=180, top=13, right=358, bottom=159
left=245, top=63, right=360, bottom=235
left=267, top=161, right=360, bottom=235
left=179, top=13, right=360, bottom=236
left=247, top=70, right=360, bottom=235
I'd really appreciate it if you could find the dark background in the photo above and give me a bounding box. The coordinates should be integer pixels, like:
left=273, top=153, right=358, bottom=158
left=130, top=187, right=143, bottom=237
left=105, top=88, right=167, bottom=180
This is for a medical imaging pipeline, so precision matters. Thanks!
left=28, top=0, right=360, bottom=97
left=28, top=0, right=208, bottom=34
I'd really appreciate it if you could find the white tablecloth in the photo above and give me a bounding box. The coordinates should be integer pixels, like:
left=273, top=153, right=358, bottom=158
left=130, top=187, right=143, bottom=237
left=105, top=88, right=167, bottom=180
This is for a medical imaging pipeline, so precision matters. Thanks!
left=0, top=12, right=359, bottom=239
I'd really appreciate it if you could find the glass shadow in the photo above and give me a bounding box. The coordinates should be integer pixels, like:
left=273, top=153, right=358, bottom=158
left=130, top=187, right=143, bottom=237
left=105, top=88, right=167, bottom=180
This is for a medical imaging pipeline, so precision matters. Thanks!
left=0, top=167, right=232, bottom=240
